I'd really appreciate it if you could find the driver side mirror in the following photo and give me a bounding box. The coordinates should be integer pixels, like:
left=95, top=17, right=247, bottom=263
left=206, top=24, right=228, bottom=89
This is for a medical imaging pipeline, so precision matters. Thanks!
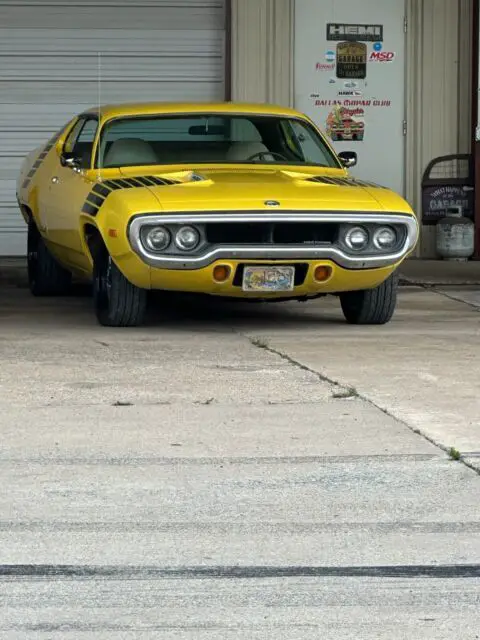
left=60, top=152, right=82, bottom=172
left=338, top=151, right=357, bottom=168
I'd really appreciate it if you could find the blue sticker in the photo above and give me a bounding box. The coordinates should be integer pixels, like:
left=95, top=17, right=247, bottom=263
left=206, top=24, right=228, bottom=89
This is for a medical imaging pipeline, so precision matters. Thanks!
left=373, top=42, right=382, bottom=52
left=325, top=50, right=336, bottom=62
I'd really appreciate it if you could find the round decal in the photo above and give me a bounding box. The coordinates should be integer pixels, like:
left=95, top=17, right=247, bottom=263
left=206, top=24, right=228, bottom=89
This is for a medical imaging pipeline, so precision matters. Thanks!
left=325, top=50, right=336, bottom=63
left=373, top=42, right=383, bottom=52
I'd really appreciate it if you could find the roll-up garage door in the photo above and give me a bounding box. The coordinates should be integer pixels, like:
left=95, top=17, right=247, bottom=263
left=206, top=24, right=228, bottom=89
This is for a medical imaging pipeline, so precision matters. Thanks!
left=0, top=0, right=226, bottom=256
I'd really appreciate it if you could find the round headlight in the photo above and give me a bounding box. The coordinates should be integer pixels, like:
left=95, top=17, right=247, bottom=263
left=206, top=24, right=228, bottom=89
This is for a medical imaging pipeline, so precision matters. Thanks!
left=175, top=226, right=200, bottom=251
left=344, top=226, right=369, bottom=250
left=373, top=226, right=397, bottom=250
left=144, top=226, right=171, bottom=251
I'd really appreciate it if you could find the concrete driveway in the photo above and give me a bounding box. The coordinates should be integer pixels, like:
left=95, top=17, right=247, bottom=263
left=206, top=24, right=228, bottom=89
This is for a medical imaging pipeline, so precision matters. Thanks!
left=0, top=285, right=479, bottom=639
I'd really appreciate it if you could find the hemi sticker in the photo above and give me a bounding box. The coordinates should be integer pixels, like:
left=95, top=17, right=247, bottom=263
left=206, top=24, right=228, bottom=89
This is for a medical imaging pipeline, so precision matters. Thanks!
left=21, top=132, right=61, bottom=190
left=81, top=176, right=180, bottom=217
left=308, top=176, right=387, bottom=189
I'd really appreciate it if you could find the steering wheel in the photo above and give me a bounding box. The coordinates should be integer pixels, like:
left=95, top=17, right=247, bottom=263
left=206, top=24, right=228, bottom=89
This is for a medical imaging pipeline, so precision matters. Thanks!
left=246, top=151, right=288, bottom=162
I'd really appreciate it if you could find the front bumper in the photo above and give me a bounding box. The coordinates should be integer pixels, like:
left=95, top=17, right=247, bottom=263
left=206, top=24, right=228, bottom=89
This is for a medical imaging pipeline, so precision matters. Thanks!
left=147, top=258, right=399, bottom=297
left=128, top=211, right=419, bottom=271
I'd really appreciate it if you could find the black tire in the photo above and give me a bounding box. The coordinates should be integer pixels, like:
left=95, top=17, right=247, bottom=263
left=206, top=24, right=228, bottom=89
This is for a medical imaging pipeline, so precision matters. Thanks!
left=27, top=222, right=72, bottom=296
left=93, top=251, right=147, bottom=327
left=340, top=272, right=399, bottom=325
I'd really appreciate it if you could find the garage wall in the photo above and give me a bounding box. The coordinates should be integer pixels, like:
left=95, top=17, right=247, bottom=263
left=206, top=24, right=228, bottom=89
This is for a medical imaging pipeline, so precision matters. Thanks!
left=0, top=0, right=226, bottom=256
left=230, top=0, right=293, bottom=106
left=232, top=0, right=473, bottom=259
left=406, top=0, right=473, bottom=257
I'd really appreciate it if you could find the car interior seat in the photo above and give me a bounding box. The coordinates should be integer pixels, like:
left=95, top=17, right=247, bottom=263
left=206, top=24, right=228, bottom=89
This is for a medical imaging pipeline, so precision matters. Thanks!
left=225, top=141, right=271, bottom=162
left=103, top=138, right=158, bottom=167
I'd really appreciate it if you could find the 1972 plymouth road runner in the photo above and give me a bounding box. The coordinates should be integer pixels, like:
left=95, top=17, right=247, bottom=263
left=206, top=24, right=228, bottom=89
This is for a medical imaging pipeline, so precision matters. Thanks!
left=16, top=102, right=418, bottom=327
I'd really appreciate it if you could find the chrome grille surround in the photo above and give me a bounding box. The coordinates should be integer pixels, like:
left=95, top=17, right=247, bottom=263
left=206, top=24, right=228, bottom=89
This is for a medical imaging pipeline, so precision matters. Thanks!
left=127, top=211, right=419, bottom=270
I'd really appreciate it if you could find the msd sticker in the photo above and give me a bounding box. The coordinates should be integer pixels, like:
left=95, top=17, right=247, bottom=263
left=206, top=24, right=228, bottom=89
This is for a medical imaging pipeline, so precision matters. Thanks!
left=369, top=51, right=396, bottom=62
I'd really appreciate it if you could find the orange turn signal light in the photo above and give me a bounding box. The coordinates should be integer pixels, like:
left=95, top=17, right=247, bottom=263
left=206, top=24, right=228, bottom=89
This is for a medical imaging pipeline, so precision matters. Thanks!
left=213, top=264, right=231, bottom=282
left=108, top=228, right=118, bottom=238
left=314, top=265, right=332, bottom=282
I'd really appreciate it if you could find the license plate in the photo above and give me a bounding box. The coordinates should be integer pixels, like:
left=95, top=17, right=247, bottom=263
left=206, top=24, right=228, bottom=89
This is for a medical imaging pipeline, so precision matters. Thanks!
left=242, top=266, right=295, bottom=292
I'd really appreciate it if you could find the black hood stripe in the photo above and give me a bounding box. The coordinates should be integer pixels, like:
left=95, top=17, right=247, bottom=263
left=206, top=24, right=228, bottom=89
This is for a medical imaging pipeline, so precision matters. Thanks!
left=81, top=175, right=180, bottom=217
left=308, top=176, right=387, bottom=189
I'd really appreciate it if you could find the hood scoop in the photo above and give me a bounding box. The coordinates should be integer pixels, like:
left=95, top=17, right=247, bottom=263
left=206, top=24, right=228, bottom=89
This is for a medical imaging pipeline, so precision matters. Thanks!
left=118, top=169, right=212, bottom=186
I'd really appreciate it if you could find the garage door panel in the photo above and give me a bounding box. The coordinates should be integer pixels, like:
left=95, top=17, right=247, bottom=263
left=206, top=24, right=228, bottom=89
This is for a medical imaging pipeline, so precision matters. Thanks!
left=0, top=0, right=226, bottom=256
left=0, top=104, right=79, bottom=131
left=0, top=183, right=21, bottom=239
left=0, top=80, right=224, bottom=105
left=2, top=55, right=224, bottom=81
left=1, top=131, right=58, bottom=154
left=0, top=158, right=24, bottom=181
left=0, top=1, right=225, bottom=30
left=0, top=29, right=225, bottom=55
left=0, top=207, right=22, bottom=232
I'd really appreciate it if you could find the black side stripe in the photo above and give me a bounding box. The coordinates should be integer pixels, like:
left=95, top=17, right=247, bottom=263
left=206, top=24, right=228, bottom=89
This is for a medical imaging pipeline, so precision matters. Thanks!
left=82, top=202, right=99, bottom=216
left=92, top=183, right=112, bottom=198
left=81, top=175, right=181, bottom=217
left=85, top=193, right=104, bottom=207
left=22, top=132, right=61, bottom=190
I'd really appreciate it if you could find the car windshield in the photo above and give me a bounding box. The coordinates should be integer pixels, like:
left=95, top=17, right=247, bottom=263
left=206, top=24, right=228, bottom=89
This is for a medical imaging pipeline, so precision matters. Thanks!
left=96, top=114, right=340, bottom=169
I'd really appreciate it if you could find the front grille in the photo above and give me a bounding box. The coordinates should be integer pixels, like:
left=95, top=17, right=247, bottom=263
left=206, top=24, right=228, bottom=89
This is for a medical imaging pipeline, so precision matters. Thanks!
left=205, top=222, right=337, bottom=245
left=233, top=263, right=309, bottom=287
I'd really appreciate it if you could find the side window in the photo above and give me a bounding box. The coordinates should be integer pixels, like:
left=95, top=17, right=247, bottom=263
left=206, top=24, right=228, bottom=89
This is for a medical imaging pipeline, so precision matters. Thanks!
left=63, top=117, right=98, bottom=168
left=292, top=122, right=318, bottom=162
left=77, top=119, right=98, bottom=145
left=63, top=119, right=86, bottom=155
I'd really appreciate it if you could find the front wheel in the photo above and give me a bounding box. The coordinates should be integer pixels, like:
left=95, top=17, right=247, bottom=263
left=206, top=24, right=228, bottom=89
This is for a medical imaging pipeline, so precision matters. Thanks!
left=340, top=272, right=398, bottom=325
left=27, top=222, right=72, bottom=296
left=93, top=252, right=147, bottom=327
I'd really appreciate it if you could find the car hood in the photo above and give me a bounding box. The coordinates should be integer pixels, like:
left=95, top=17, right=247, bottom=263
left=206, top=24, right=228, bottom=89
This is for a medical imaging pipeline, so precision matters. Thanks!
left=117, top=166, right=406, bottom=213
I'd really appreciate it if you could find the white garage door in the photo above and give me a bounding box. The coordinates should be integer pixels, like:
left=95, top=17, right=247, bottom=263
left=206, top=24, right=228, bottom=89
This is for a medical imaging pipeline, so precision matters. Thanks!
left=0, top=0, right=226, bottom=256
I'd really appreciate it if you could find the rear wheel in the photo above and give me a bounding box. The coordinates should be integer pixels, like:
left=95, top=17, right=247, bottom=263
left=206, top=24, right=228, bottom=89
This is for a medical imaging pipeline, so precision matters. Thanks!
left=340, top=272, right=398, bottom=325
left=27, top=222, right=72, bottom=296
left=93, top=250, right=147, bottom=327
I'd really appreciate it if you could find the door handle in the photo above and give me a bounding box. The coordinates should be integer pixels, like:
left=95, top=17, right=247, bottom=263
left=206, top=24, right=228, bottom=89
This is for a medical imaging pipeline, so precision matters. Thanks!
left=51, top=176, right=59, bottom=184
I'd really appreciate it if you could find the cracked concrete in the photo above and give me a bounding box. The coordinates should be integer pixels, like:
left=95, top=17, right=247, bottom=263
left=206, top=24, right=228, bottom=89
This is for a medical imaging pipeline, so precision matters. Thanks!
left=1, top=285, right=480, bottom=638
left=238, top=286, right=480, bottom=470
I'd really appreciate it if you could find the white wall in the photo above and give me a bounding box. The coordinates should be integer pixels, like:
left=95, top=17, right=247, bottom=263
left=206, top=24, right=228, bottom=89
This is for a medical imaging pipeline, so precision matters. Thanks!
left=406, top=0, right=473, bottom=257
left=230, top=0, right=473, bottom=257
left=230, top=0, right=293, bottom=106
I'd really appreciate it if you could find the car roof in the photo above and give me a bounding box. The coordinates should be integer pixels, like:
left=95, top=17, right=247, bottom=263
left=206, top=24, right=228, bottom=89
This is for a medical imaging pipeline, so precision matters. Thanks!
left=81, top=101, right=306, bottom=120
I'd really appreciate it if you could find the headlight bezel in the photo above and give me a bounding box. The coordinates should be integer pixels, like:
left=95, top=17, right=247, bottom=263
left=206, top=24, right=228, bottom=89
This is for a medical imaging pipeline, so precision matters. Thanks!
left=339, top=223, right=404, bottom=255
left=174, top=225, right=201, bottom=252
left=141, top=225, right=171, bottom=252
left=372, top=226, right=398, bottom=250
left=343, top=226, right=370, bottom=251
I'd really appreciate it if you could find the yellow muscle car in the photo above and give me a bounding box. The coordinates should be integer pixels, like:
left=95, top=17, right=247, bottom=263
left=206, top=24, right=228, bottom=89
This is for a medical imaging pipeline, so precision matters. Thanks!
left=16, top=102, right=418, bottom=327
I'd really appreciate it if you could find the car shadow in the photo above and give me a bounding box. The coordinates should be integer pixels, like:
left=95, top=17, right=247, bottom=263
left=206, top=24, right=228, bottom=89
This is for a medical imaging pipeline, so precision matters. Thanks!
left=146, top=292, right=345, bottom=329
